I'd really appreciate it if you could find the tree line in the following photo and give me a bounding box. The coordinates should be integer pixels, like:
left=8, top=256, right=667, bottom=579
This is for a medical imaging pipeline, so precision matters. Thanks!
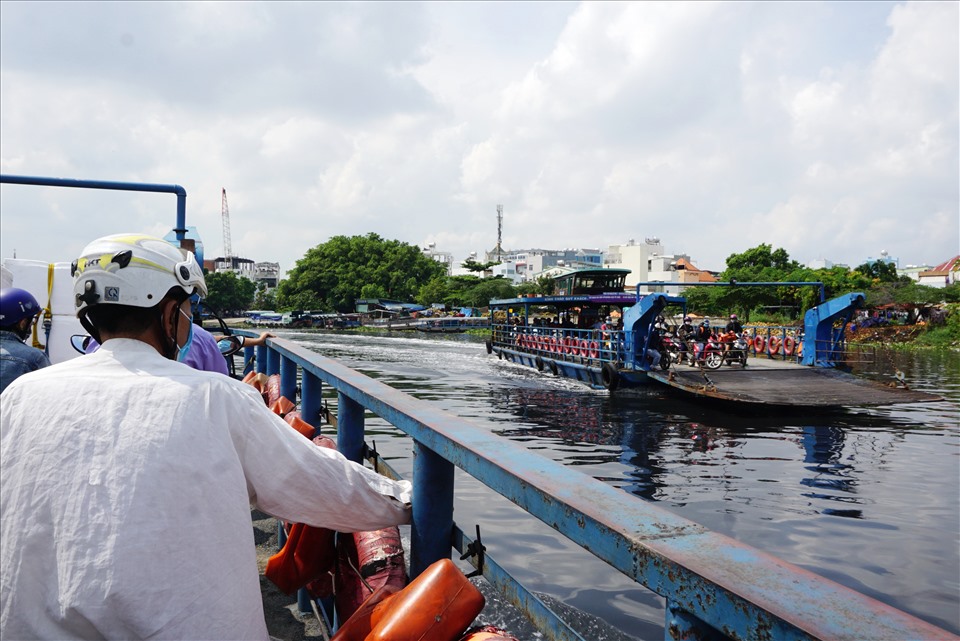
left=202, top=235, right=959, bottom=318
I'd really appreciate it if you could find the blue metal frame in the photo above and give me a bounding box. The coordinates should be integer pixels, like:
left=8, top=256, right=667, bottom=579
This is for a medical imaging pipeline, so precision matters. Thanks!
left=1, top=174, right=189, bottom=240
left=258, top=336, right=954, bottom=641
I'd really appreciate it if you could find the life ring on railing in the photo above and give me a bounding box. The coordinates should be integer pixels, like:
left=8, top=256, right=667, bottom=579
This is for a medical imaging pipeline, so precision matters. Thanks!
left=551, top=336, right=560, bottom=354
left=589, top=341, right=599, bottom=359
left=782, top=336, right=795, bottom=356
left=563, top=336, right=573, bottom=355
left=570, top=338, right=580, bottom=357
left=579, top=339, right=590, bottom=357
left=768, top=336, right=780, bottom=354
left=753, top=335, right=766, bottom=353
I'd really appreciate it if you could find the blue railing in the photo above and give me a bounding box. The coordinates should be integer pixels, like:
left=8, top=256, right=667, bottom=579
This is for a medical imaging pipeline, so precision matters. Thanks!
left=250, top=335, right=954, bottom=641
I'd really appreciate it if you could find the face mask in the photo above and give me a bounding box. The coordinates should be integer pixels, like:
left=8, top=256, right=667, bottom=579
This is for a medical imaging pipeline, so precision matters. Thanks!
left=175, top=307, right=195, bottom=362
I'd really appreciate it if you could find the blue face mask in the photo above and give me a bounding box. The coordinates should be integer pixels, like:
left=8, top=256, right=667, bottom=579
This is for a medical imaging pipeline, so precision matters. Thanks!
left=176, top=308, right=195, bottom=362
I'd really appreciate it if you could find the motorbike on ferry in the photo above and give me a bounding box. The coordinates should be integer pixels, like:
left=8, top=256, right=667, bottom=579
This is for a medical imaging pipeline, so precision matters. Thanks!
left=719, top=331, right=749, bottom=367
left=659, top=331, right=686, bottom=370
left=688, top=333, right=725, bottom=370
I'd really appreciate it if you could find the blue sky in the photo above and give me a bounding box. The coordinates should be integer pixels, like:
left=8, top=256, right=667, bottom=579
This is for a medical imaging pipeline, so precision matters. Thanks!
left=1, top=1, right=957, bottom=275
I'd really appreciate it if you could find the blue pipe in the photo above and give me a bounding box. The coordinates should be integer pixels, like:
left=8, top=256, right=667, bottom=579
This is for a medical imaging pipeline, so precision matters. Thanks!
left=634, top=281, right=826, bottom=303
left=1, top=174, right=188, bottom=240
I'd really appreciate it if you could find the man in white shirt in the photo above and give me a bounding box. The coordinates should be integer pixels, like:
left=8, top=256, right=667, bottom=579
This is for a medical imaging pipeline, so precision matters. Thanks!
left=0, top=233, right=412, bottom=640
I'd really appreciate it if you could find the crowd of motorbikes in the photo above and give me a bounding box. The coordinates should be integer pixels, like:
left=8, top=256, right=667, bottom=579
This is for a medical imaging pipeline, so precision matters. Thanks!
left=654, top=324, right=749, bottom=371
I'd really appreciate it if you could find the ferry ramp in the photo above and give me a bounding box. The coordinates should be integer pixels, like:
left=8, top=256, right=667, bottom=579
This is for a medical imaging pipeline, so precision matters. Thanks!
left=648, top=358, right=942, bottom=409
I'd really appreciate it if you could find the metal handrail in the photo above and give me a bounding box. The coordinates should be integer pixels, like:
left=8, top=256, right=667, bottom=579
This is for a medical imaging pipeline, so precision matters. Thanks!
left=257, top=336, right=955, bottom=641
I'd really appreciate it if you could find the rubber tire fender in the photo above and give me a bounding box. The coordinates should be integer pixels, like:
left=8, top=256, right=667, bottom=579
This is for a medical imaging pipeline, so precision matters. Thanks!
left=535, top=356, right=545, bottom=372
left=485, top=340, right=493, bottom=355
left=601, top=362, right=620, bottom=391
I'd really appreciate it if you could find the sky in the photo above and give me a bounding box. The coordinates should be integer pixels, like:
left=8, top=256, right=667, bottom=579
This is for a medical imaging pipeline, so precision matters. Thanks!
left=1, top=1, right=957, bottom=278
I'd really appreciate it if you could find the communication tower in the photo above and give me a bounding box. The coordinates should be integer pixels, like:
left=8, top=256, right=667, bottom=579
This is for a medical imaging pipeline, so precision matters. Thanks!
left=496, top=204, right=503, bottom=262
left=221, top=188, right=233, bottom=263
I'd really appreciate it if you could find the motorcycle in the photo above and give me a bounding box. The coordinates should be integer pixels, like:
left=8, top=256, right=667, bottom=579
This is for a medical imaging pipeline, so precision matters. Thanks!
left=719, top=331, right=749, bottom=367
left=658, top=331, right=686, bottom=370
left=688, top=333, right=724, bottom=370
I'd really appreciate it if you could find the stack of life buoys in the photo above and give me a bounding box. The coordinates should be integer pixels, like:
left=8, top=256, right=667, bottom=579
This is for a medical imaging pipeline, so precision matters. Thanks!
left=241, top=372, right=521, bottom=641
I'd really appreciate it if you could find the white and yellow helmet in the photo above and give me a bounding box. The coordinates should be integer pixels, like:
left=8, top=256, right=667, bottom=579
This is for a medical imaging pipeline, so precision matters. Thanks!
left=72, top=233, right=207, bottom=317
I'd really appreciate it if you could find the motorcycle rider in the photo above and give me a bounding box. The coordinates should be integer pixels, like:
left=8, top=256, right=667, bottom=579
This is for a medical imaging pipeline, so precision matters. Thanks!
left=693, top=319, right=712, bottom=365
left=723, top=313, right=744, bottom=355
left=725, top=314, right=743, bottom=335
left=677, top=316, right=695, bottom=363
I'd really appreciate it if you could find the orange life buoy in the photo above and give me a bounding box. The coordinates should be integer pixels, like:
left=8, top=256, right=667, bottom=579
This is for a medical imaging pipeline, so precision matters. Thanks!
left=768, top=336, right=781, bottom=354
left=753, top=335, right=766, bottom=353
left=579, top=339, right=590, bottom=357
left=563, top=336, right=573, bottom=355
left=797, top=339, right=804, bottom=357
left=783, top=336, right=795, bottom=356
left=588, top=341, right=599, bottom=359
left=365, top=558, right=485, bottom=641
left=744, top=335, right=754, bottom=348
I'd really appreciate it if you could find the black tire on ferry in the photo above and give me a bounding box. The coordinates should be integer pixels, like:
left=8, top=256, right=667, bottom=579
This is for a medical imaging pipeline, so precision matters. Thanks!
left=485, top=340, right=493, bottom=355
left=601, top=362, right=620, bottom=391
left=549, top=361, right=559, bottom=376
left=535, top=356, right=545, bottom=372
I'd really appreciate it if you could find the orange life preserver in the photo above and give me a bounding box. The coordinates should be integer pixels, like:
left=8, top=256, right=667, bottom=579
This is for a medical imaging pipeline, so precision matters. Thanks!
left=753, top=335, right=766, bottom=353
left=768, top=336, right=780, bottom=354
left=797, top=339, right=804, bottom=357
left=365, top=558, right=485, bottom=641
left=570, top=338, right=581, bottom=356
left=579, top=339, right=590, bottom=357
left=783, top=336, right=796, bottom=356
left=744, top=335, right=754, bottom=348
left=589, top=341, right=600, bottom=359
left=551, top=336, right=560, bottom=354
left=563, top=336, right=573, bottom=355
left=270, top=395, right=296, bottom=418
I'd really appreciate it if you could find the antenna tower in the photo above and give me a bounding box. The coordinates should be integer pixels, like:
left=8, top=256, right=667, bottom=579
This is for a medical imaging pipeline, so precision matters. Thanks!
left=221, top=188, right=233, bottom=264
left=496, top=204, right=503, bottom=262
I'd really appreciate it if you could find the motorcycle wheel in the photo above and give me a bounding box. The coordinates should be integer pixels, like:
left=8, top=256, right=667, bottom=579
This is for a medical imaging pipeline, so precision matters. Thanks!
left=704, top=352, right=723, bottom=370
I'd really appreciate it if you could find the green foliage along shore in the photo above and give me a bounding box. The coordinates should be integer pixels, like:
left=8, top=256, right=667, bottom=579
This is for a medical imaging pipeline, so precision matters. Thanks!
left=205, top=238, right=958, bottom=347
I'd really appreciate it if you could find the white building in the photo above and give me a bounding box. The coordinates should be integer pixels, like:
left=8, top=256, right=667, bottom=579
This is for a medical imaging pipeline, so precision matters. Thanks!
left=917, top=256, right=960, bottom=288
left=603, top=238, right=665, bottom=286
left=422, top=243, right=455, bottom=276
left=490, top=248, right=602, bottom=282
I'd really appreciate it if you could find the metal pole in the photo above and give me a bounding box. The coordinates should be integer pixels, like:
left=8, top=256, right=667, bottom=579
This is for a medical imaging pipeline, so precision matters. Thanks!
left=300, top=371, right=323, bottom=432
left=337, top=393, right=364, bottom=464
left=410, top=441, right=454, bottom=579
left=280, top=355, right=297, bottom=404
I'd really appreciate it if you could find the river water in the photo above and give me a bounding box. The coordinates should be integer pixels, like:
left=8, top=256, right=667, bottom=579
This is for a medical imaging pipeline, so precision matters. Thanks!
left=277, top=329, right=959, bottom=640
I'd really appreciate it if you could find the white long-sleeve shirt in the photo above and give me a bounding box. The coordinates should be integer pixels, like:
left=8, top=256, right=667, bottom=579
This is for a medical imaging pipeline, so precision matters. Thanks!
left=0, top=338, right=412, bottom=640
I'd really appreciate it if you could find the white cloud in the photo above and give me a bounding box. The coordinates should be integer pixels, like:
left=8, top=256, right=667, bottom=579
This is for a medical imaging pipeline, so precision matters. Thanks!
left=1, top=1, right=956, bottom=277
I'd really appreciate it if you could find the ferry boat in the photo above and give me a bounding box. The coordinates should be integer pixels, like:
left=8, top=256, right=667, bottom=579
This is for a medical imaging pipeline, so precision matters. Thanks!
left=486, top=267, right=942, bottom=409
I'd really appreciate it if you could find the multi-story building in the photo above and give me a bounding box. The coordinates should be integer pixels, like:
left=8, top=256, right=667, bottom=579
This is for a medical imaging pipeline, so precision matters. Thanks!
left=422, top=243, right=455, bottom=276
left=486, top=247, right=602, bottom=282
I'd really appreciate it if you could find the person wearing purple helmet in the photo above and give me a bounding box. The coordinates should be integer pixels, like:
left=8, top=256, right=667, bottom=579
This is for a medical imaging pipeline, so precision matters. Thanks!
left=0, top=287, right=51, bottom=394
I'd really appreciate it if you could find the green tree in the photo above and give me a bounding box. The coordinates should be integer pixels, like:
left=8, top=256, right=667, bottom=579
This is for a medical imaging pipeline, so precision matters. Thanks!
left=204, top=271, right=257, bottom=315
left=855, top=260, right=900, bottom=283
left=461, top=258, right=499, bottom=274
left=253, top=283, right=277, bottom=310
left=276, top=233, right=447, bottom=313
